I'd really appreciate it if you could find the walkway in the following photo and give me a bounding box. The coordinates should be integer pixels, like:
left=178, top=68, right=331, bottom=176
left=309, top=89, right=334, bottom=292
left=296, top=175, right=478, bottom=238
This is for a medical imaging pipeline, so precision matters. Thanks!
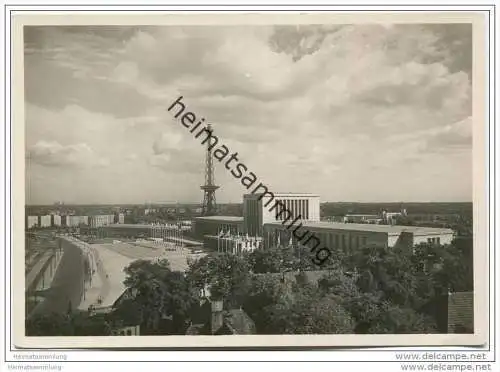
left=77, top=246, right=111, bottom=310
left=89, top=244, right=136, bottom=308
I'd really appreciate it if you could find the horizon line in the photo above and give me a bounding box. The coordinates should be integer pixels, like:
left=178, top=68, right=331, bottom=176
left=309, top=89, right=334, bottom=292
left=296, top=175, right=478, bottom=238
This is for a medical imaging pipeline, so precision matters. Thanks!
left=25, top=200, right=474, bottom=207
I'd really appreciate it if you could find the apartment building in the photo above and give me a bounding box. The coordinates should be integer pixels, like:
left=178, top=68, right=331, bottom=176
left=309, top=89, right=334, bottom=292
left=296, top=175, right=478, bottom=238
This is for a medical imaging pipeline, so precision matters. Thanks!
left=63, top=215, right=89, bottom=227
left=27, top=216, right=38, bottom=229
left=89, top=214, right=115, bottom=228
left=39, top=215, right=52, bottom=228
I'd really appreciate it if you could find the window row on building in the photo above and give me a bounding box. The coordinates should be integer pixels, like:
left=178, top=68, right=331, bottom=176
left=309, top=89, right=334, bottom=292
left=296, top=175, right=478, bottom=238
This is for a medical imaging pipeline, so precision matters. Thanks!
left=274, top=198, right=310, bottom=221
left=272, top=229, right=371, bottom=251
left=427, top=237, right=441, bottom=245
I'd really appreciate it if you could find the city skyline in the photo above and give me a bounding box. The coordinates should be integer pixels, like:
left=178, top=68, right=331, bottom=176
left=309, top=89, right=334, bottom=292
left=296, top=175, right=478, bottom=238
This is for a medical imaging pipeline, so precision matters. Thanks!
left=25, top=24, right=473, bottom=205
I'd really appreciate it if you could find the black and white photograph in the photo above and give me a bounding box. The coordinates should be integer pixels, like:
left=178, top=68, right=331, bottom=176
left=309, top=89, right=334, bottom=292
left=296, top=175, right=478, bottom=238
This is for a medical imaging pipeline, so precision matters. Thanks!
left=13, top=12, right=488, bottom=349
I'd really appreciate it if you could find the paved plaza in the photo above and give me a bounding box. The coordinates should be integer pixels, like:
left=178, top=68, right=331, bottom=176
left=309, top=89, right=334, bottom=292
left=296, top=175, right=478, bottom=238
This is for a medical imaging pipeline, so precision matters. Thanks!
left=80, top=241, right=206, bottom=309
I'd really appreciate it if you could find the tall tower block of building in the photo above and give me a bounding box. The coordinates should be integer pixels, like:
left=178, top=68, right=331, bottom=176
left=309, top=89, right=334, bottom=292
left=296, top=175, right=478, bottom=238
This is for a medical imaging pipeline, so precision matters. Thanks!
left=200, top=124, right=219, bottom=216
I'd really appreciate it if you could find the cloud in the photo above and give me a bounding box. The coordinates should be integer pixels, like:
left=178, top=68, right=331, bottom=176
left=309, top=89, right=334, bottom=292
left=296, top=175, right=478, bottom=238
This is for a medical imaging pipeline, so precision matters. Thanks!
left=26, top=140, right=108, bottom=168
left=149, top=152, right=203, bottom=175
left=24, top=24, right=473, bottom=203
left=150, top=130, right=204, bottom=175
left=126, top=153, right=138, bottom=161
left=152, top=132, right=184, bottom=155
left=420, top=116, right=473, bottom=153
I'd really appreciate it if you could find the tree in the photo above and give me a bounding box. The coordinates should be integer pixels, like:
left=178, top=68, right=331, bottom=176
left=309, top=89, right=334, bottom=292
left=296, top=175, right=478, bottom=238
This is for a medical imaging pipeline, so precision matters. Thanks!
left=317, top=267, right=383, bottom=333
left=317, top=264, right=358, bottom=296
left=318, top=248, right=439, bottom=334
left=71, top=312, right=112, bottom=336
left=241, top=274, right=286, bottom=332
left=248, top=246, right=294, bottom=273
left=123, top=258, right=172, bottom=288
left=444, top=238, right=474, bottom=292
left=263, top=287, right=355, bottom=334
left=395, top=216, right=415, bottom=226
left=117, top=258, right=199, bottom=334
left=350, top=244, right=419, bottom=308
left=120, top=259, right=170, bottom=332
left=26, top=311, right=112, bottom=336
left=26, top=312, right=73, bottom=336
left=412, top=240, right=473, bottom=297
left=186, top=253, right=251, bottom=307
left=185, top=256, right=212, bottom=294
left=162, top=270, right=200, bottom=333
left=367, top=302, right=437, bottom=334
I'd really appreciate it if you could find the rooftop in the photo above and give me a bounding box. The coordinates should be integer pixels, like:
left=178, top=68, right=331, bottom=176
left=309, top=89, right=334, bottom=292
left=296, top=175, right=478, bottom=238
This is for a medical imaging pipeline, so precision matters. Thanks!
left=205, top=234, right=263, bottom=241
left=104, top=223, right=194, bottom=229
left=105, top=224, right=157, bottom=229
left=265, top=221, right=454, bottom=235
left=448, top=291, right=474, bottom=333
left=344, top=214, right=380, bottom=217
left=194, top=216, right=244, bottom=222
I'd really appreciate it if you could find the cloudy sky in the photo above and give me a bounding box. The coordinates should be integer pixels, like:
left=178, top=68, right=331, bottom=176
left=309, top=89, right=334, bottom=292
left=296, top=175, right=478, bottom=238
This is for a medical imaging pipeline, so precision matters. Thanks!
left=24, top=24, right=473, bottom=205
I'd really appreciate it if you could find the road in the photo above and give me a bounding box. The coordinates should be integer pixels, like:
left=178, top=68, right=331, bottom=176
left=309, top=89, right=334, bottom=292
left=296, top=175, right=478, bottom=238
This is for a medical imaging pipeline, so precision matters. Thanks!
left=30, top=241, right=85, bottom=315
left=25, top=251, right=53, bottom=291
left=29, top=238, right=204, bottom=316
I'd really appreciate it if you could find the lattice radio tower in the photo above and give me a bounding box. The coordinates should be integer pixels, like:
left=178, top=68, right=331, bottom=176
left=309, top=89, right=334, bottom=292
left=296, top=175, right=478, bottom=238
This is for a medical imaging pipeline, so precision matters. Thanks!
left=200, top=124, right=219, bottom=216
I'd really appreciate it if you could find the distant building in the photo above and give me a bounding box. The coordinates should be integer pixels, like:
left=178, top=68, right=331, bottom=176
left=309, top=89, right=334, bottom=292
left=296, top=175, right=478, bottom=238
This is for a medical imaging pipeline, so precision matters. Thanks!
left=52, top=215, right=62, bottom=227
left=80, top=224, right=199, bottom=248
left=144, top=208, right=156, bottom=215
left=63, top=215, right=89, bottom=227
left=243, top=192, right=320, bottom=237
left=89, top=215, right=115, bottom=227
left=115, top=213, right=125, bottom=224
left=192, top=216, right=244, bottom=240
left=343, top=214, right=381, bottom=224
left=27, top=216, right=38, bottom=229
left=203, top=234, right=262, bottom=254
left=381, top=210, right=407, bottom=225
left=80, top=223, right=145, bottom=239
left=39, top=215, right=51, bottom=228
